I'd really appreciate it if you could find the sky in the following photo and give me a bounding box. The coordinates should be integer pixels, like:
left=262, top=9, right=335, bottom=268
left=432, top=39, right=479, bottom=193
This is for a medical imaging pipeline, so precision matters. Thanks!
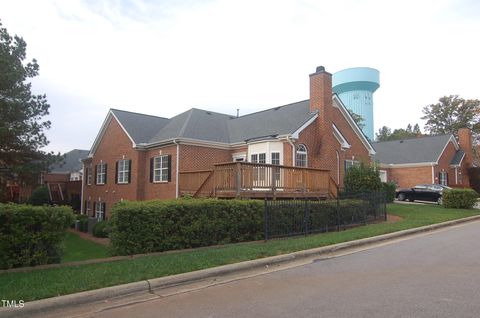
left=1, top=0, right=479, bottom=153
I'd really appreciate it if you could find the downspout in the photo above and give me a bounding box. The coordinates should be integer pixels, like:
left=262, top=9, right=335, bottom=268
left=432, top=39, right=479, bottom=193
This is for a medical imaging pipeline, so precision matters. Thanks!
left=287, top=135, right=295, bottom=166
left=80, top=162, right=85, bottom=215
left=431, top=163, right=435, bottom=184
left=455, top=167, right=458, bottom=185
left=173, top=139, right=180, bottom=198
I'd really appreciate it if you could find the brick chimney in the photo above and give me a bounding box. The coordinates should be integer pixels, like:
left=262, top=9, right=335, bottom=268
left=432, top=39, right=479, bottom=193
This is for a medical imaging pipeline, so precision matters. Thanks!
left=310, top=66, right=333, bottom=129
left=309, top=66, right=335, bottom=173
left=458, top=128, right=473, bottom=166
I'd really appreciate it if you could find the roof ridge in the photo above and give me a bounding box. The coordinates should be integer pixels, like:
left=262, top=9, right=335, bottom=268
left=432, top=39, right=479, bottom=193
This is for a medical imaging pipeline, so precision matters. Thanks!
left=110, top=108, right=169, bottom=120
left=178, top=109, right=195, bottom=138
left=231, top=99, right=310, bottom=120
left=373, top=133, right=452, bottom=144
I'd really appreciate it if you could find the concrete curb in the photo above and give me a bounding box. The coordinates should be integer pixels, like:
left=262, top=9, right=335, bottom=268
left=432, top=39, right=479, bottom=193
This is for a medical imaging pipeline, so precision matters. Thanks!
left=3, top=214, right=480, bottom=318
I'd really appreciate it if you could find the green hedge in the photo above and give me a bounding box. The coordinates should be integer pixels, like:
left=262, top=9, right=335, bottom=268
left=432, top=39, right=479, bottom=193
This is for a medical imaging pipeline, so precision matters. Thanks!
left=0, top=203, right=74, bottom=269
left=442, top=189, right=478, bottom=209
left=92, top=220, right=109, bottom=238
left=110, top=199, right=264, bottom=255
left=382, top=182, right=396, bottom=203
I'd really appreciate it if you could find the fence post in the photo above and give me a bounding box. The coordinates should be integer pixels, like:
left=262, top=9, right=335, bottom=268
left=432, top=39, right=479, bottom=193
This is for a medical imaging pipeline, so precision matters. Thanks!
left=336, top=196, right=340, bottom=232
left=264, top=198, right=268, bottom=242
left=383, top=191, right=387, bottom=221
left=304, top=199, right=309, bottom=236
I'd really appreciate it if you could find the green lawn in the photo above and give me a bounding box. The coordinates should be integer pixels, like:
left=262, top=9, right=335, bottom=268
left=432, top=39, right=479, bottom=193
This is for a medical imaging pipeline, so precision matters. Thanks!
left=1, top=203, right=479, bottom=302
left=62, top=232, right=109, bottom=263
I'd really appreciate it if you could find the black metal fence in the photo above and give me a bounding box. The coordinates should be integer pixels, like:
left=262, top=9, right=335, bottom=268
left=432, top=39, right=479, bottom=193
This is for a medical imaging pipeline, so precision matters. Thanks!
left=264, top=191, right=387, bottom=240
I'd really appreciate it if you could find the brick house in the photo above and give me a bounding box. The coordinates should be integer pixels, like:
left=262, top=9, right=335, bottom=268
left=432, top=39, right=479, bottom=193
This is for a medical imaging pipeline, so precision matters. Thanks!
left=43, top=149, right=89, bottom=209
left=82, top=66, right=375, bottom=220
left=373, top=128, right=473, bottom=188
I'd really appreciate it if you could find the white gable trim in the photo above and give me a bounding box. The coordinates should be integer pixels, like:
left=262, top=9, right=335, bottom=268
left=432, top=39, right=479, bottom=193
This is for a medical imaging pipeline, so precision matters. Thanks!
left=89, top=110, right=136, bottom=156
left=436, top=135, right=459, bottom=164
left=291, top=113, right=319, bottom=139
left=332, top=95, right=376, bottom=155
left=332, top=124, right=351, bottom=149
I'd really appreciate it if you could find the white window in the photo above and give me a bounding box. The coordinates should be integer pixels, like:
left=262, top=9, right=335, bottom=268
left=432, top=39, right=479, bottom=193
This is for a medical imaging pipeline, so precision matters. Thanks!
left=379, top=170, right=387, bottom=183
left=271, top=152, right=280, bottom=165
left=154, top=155, right=169, bottom=182
left=96, top=163, right=107, bottom=185
left=295, top=145, right=307, bottom=167
left=344, top=160, right=360, bottom=171
left=95, top=201, right=105, bottom=221
left=85, top=200, right=91, bottom=215
left=117, top=159, right=130, bottom=184
left=251, top=153, right=266, bottom=164
left=439, top=171, right=448, bottom=186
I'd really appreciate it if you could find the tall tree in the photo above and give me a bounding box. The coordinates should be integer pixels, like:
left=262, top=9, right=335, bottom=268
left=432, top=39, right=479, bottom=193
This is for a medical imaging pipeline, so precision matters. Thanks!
left=0, top=20, right=59, bottom=199
left=421, top=95, right=480, bottom=137
left=375, top=124, right=423, bottom=142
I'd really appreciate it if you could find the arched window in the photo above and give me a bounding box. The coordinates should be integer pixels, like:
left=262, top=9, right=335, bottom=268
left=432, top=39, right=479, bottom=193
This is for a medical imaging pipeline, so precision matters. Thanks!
left=295, top=144, right=307, bottom=167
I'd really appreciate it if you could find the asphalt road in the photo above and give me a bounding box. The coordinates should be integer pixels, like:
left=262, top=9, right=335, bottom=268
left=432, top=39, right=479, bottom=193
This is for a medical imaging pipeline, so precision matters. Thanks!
left=85, top=221, right=480, bottom=318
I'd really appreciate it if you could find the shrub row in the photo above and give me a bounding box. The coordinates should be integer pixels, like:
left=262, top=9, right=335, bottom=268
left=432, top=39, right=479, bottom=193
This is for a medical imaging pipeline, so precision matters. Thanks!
left=0, top=203, right=74, bottom=269
left=442, top=189, right=478, bottom=209
left=93, top=221, right=109, bottom=238
left=382, top=182, right=396, bottom=203
left=110, top=199, right=264, bottom=255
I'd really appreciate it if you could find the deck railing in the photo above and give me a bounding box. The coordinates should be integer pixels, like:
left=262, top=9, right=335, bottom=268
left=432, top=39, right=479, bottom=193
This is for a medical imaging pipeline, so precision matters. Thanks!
left=179, top=162, right=337, bottom=199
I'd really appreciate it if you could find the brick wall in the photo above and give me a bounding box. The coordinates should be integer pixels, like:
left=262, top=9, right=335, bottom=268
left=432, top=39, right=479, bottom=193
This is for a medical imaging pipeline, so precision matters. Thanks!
left=82, top=117, right=141, bottom=218
left=387, top=166, right=433, bottom=188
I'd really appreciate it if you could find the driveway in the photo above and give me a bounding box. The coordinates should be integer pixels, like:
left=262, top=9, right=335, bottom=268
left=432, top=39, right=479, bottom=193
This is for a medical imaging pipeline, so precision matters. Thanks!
left=71, top=220, right=480, bottom=318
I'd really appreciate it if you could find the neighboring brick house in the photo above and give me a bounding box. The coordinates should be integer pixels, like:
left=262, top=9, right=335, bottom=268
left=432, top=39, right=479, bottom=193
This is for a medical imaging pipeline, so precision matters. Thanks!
left=43, top=149, right=89, bottom=208
left=373, top=128, right=473, bottom=188
left=82, top=66, right=375, bottom=220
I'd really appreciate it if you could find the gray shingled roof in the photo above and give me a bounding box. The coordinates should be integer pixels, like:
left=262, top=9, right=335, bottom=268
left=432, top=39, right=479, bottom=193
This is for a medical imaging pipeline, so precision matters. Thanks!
left=450, top=150, right=465, bottom=165
left=112, top=100, right=317, bottom=145
left=50, top=149, right=89, bottom=173
left=228, top=100, right=316, bottom=143
left=372, top=134, right=453, bottom=164
left=111, top=109, right=169, bottom=144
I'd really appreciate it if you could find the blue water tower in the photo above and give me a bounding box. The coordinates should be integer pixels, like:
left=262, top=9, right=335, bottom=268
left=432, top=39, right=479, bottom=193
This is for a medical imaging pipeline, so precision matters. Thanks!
left=332, top=67, right=380, bottom=141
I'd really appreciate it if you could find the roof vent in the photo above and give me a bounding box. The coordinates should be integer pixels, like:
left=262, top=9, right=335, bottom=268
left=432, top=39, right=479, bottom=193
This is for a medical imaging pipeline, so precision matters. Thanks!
left=206, top=111, right=211, bottom=115
left=274, top=106, right=281, bottom=110
left=399, top=140, right=404, bottom=143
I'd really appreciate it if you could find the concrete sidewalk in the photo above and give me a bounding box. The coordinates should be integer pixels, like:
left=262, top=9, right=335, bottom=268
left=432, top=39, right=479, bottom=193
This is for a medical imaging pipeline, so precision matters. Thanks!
left=2, top=214, right=480, bottom=318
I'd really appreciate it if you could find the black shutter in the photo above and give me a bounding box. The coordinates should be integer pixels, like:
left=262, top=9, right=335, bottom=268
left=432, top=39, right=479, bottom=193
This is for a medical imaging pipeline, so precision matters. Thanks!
left=167, top=155, right=172, bottom=182
left=93, top=202, right=96, bottom=217
left=128, top=160, right=132, bottom=184
left=102, top=202, right=106, bottom=220
left=438, top=172, right=441, bottom=185
left=150, top=158, right=154, bottom=183
left=84, top=200, right=87, bottom=213
left=104, top=164, right=108, bottom=184
left=94, top=165, right=98, bottom=185
left=446, top=173, right=449, bottom=186
left=115, top=161, right=118, bottom=184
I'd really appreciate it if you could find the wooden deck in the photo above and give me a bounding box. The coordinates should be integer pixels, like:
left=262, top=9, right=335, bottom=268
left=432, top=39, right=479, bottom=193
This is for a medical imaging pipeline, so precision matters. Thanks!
left=179, top=162, right=338, bottom=199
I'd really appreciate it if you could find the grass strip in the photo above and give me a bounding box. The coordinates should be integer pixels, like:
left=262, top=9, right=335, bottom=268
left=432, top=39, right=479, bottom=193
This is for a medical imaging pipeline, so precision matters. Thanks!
left=1, top=203, right=478, bottom=302
left=61, top=232, right=110, bottom=263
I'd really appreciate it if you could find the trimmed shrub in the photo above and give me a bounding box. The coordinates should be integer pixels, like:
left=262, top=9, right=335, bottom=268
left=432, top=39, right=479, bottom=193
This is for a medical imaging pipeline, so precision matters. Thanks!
left=110, top=199, right=264, bottom=255
left=344, top=162, right=382, bottom=194
left=27, top=186, right=51, bottom=206
left=382, top=182, right=396, bottom=203
left=0, top=203, right=74, bottom=269
left=92, top=220, right=109, bottom=238
left=442, top=189, right=478, bottom=209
